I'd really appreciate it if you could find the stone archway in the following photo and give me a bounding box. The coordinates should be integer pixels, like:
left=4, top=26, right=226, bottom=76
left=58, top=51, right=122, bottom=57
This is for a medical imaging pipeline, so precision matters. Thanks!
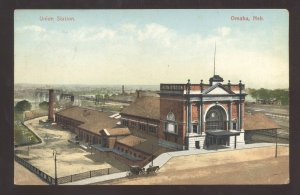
left=205, top=105, right=227, bottom=130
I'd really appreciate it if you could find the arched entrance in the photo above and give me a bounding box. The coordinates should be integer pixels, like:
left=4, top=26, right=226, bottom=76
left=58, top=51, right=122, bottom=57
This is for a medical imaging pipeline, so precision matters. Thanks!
left=205, top=105, right=229, bottom=147
left=205, top=105, right=227, bottom=131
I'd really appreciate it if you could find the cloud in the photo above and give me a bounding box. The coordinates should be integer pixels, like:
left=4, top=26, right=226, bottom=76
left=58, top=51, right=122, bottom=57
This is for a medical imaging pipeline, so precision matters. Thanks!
left=16, top=25, right=46, bottom=33
left=217, top=26, right=231, bottom=37
left=70, top=27, right=116, bottom=42
left=14, top=23, right=288, bottom=88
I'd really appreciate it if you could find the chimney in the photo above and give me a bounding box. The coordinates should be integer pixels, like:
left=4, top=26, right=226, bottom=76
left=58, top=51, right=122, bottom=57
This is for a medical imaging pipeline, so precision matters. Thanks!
left=48, top=89, right=54, bottom=122
left=122, top=85, right=125, bottom=95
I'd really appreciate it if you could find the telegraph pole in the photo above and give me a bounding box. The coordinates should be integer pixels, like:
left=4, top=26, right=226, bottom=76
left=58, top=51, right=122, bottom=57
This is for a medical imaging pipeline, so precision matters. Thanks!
left=275, top=129, right=278, bottom=158
left=53, top=150, right=57, bottom=185
left=151, top=144, right=154, bottom=167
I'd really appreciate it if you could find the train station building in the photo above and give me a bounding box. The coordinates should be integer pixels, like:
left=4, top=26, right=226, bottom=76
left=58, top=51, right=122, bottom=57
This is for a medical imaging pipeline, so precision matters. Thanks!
left=121, top=74, right=247, bottom=150
left=53, top=74, right=280, bottom=166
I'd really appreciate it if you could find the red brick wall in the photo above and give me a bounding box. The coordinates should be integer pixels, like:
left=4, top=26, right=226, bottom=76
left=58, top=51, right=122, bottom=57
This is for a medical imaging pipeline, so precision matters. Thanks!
left=241, top=102, right=245, bottom=129
left=159, top=95, right=185, bottom=141
left=231, top=101, right=238, bottom=120
left=121, top=114, right=160, bottom=137
left=191, top=103, right=199, bottom=122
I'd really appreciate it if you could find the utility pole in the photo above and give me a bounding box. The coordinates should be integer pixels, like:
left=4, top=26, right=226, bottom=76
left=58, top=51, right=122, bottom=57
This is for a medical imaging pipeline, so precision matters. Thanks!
left=151, top=144, right=154, bottom=167
left=27, top=136, right=31, bottom=156
left=53, top=150, right=57, bottom=185
left=275, top=129, right=278, bottom=158
left=213, top=41, right=216, bottom=76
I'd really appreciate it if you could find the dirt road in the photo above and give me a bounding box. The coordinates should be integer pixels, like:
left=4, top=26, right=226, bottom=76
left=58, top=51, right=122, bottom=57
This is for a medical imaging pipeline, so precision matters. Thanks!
left=97, top=146, right=289, bottom=185
left=15, top=116, right=127, bottom=179
left=14, top=161, right=47, bottom=185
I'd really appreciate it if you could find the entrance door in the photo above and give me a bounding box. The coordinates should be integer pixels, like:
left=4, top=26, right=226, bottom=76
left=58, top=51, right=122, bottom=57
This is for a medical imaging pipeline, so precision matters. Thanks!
left=205, top=106, right=226, bottom=130
left=195, top=141, right=200, bottom=149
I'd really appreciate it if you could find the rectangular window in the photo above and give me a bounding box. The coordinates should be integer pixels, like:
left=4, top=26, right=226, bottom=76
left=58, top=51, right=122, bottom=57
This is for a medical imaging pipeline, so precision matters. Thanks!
left=193, top=124, right=198, bottom=133
left=149, top=126, right=157, bottom=133
left=233, top=122, right=237, bottom=130
left=165, top=122, right=178, bottom=134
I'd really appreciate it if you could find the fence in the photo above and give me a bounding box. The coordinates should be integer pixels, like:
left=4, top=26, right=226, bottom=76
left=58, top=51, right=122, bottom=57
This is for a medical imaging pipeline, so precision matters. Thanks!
left=15, top=154, right=121, bottom=185
left=15, top=155, right=55, bottom=185
left=56, top=167, right=120, bottom=184
left=245, top=129, right=289, bottom=144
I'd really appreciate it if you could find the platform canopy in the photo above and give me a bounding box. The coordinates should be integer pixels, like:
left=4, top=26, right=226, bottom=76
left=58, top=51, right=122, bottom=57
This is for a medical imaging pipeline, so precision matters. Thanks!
left=205, top=130, right=240, bottom=149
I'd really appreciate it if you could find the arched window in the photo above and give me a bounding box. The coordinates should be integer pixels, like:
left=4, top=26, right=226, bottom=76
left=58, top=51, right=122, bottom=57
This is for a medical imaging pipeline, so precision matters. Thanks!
left=167, top=112, right=175, bottom=121
left=165, top=112, right=178, bottom=134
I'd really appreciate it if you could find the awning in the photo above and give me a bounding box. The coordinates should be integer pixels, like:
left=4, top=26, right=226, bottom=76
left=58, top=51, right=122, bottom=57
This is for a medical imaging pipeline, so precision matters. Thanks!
left=206, top=130, right=240, bottom=136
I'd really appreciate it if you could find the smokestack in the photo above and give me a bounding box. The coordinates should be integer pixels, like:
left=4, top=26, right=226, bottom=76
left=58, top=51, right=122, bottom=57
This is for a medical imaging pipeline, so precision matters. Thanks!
left=122, top=85, right=125, bottom=95
left=48, top=89, right=54, bottom=122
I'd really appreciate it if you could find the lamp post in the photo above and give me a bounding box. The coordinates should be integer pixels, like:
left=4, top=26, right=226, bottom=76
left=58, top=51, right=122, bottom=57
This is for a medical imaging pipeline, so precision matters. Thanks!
left=27, top=135, right=32, bottom=156
left=53, top=150, right=58, bottom=185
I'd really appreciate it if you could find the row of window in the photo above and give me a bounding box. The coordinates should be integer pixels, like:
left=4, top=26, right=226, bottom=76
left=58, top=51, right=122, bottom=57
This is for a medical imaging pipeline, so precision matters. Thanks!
left=122, top=120, right=157, bottom=134
left=116, top=146, right=146, bottom=159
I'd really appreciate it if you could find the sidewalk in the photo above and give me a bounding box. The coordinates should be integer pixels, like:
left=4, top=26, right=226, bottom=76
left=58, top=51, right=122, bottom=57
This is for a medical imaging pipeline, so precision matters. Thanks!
left=144, top=142, right=286, bottom=169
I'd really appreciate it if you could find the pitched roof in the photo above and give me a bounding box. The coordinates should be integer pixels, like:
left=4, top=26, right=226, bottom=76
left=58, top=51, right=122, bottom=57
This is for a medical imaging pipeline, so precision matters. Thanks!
left=101, top=128, right=131, bottom=136
left=202, top=83, right=234, bottom=95
left=56, top=106, right=119, bottom=134
left=120, top=96, right=160, bottom=120
left=116, top=134, right=166, bottom=154
left=209, top=74, right=224, bottom=83
left=244, top=112, right=279, bottom=130
left=117, top=135, right=146, bottom=147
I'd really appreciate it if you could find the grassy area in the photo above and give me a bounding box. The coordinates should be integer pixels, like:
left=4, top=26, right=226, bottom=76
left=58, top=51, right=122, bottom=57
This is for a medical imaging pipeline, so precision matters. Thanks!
left=14, top=112, right=40, bottom=146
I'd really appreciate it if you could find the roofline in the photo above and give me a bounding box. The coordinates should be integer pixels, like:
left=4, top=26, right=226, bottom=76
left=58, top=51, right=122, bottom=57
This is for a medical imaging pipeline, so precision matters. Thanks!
left=115, top=141, right=151, bottom=155
left=244, top=128, right=280, bottom=131
left=120, top=113, right=160, bottom=121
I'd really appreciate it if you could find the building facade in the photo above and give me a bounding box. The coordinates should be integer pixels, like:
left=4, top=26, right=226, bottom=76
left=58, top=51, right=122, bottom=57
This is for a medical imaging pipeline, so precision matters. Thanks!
left=159, top=75, right=246, bottom=149
left=120, top=74, right=247, bottom=150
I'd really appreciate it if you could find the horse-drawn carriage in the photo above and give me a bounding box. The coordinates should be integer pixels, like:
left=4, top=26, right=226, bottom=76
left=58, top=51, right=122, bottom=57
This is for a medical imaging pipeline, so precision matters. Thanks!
left=146, top=165, right=160, bottom=174
left=128, top=166, right=145, bottom=176
left=128, top=165, right=160, bottom=177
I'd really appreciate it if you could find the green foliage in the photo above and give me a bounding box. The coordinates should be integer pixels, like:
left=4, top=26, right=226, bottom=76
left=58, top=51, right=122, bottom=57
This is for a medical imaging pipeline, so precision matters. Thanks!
left=39, top=101, right=49, bottom=110
left=14, top=122, right=39, bottom=145
left=15, top=100, right=32, bottom=112
left=248, top=88, right=289, bottom=105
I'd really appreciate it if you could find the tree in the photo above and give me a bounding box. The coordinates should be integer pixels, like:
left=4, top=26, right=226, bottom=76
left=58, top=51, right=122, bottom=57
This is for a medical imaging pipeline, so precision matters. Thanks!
left=248, top=88, right=258, bottom=100
left=39, top=101, right=49, bottom=110
left=257, top=88, right=269, bottom=100
left=15, top=100, right=32, bottom=112
left=104, top=94, right=110, bottom=99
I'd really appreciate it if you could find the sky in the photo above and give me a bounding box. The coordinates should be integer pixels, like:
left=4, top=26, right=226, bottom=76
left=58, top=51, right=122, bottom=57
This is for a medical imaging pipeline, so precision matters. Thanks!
left=14, top=9, right=289, bottom=89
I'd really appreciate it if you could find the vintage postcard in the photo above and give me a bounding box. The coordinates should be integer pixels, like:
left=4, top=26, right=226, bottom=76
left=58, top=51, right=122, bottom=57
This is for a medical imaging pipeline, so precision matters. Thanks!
left=14, top=9, right=289, bottom=185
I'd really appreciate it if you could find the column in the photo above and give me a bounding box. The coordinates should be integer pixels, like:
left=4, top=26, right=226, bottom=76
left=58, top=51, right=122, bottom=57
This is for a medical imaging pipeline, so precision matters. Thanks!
left=189, top=103, right=192, bottom=133
left=240, top=102, right=243, bottom=130
left=201, top=102, right=204, bottom=133
left=228, top=101, right=232, bottom=130
left=186, top=104, right=189, bottom=135
left=198, top=103, right=201, bottom=134
left=238, top=103, right=241, bottom=131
